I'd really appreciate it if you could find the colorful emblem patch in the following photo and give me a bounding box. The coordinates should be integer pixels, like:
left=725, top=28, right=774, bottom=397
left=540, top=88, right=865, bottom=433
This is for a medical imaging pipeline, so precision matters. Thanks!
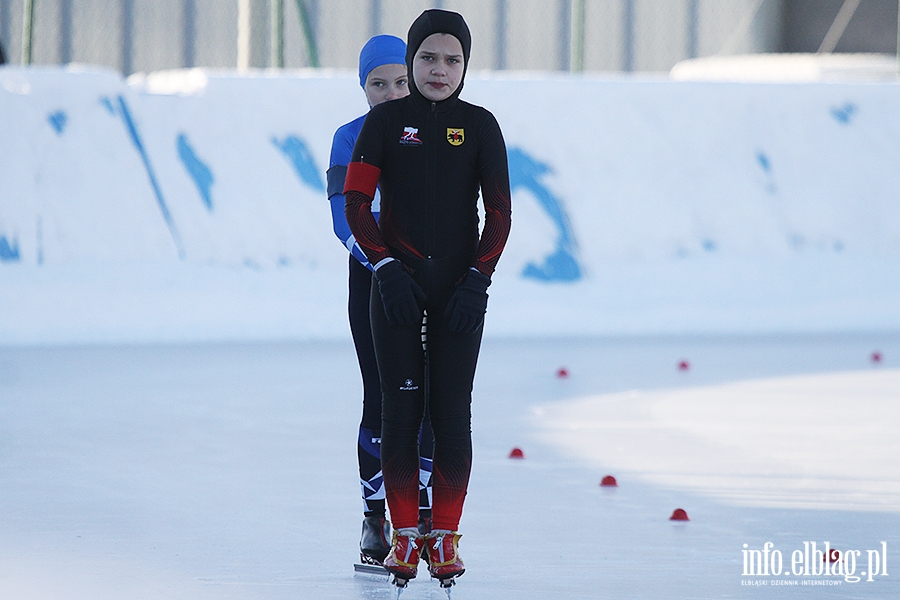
left=400, top=126, right=422, bottom=145
left=447, top=128, right=464, bottom=146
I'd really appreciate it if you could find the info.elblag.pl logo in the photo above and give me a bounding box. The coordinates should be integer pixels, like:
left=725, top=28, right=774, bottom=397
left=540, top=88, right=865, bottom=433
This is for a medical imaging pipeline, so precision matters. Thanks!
left=742, top=541, right=888, bottom=584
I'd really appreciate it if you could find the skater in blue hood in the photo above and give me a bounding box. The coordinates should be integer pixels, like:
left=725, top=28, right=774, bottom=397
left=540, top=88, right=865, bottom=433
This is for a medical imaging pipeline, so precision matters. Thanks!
left=326, top=34, right=434, bottom=568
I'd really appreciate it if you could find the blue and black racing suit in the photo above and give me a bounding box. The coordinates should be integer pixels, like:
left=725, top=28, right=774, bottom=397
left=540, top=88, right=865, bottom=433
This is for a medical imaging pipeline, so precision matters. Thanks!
left=327, top=115, right=433, bottom=518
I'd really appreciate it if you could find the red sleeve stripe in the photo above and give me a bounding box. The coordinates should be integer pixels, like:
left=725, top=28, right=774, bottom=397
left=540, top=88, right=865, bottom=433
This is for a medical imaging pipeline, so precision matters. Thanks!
left=474, top=183, right=512, bottom=276
left=344, top=190, right=390, bottom=265
left=343, top=161, right=381, bottom=197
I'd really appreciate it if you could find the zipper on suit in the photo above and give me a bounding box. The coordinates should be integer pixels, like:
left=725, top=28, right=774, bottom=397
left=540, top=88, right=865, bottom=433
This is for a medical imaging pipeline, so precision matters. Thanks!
left=427, top=101, right=437, bottom=259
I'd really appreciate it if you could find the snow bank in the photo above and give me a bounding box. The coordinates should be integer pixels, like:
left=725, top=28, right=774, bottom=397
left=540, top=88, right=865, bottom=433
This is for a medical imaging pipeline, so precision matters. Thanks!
left=1, top=65, right=899, bottom=344
left=536, top=368, right=900, bottom=511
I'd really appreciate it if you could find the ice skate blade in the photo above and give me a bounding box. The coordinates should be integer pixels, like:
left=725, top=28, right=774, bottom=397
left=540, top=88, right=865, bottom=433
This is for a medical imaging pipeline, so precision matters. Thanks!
left=438, top=575, right=457, bottom=598
left=390, top=575, right=411, bottom=598
left=354, top=562, right=389, bottom=577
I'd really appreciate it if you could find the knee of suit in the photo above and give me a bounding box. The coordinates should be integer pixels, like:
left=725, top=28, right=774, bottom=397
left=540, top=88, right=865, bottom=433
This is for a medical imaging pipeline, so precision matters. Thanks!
left=381, top=416, right=425, bottom=442
left=427, top=412, right=471, bottom=437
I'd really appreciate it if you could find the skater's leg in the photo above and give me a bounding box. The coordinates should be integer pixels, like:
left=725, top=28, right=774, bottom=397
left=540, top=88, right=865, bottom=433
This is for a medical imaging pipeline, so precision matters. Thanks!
left=426, top=314, right=483, bottom=532
left=349, top=256, right=386, bottom=516
left=370, top=283, right=426, bottom=530
left=350, top=258, right=393, bottom=563
left=419, top=323, right=434, bottom=528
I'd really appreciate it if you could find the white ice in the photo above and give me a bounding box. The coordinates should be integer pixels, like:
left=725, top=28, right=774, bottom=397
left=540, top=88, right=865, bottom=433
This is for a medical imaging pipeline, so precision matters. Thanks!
left=2, top=335, right=898, bottom=599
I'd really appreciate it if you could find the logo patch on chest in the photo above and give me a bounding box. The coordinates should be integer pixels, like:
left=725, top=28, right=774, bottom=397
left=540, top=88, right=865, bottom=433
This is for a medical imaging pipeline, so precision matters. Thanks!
left=400, top=126, right=422, bottom=145
left=447, top=128, right=464, bottom=146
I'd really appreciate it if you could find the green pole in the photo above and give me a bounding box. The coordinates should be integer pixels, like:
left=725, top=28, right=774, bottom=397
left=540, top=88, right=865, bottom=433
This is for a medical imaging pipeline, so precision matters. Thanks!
left=22, top=0, right=35, bottom=65
left=271, top=0, right=284, bottom=67
left=570, top=0, right=585, bottom=72
left=294, top=0, right=319, bottom=68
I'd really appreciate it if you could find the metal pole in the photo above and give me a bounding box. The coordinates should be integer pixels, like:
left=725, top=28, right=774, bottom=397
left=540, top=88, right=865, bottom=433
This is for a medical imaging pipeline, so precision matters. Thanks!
left=183, top=0, right=196, bottom=68
left=687, top=0, right=699, bottom=59
left=370, top=0, right=381, bottom=37
left=293, top=0, right=319, bottom=67
left=623, top=0, right=634, bottom=72
left=818, top=0, right=861, bottom=54
left=22, top=0, right=35, bottom=65
left=238, top=0, right=250, bottom=70
left=60, top=0, right=72, bottom=64
left=495, top=0, right=506, bottom=70
left=570, top=0, right=585, bottom=72
left=121, top=0, right=133, bottom=75
left=1, top=1, right=11, bottom=63
left=271, top=0, right=283, bottom=67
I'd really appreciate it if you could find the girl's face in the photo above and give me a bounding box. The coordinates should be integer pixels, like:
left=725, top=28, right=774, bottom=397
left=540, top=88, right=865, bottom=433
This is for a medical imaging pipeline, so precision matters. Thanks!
left=364, top=63, right=409, bottom=107
left=412, top=33, right=464, bottom=102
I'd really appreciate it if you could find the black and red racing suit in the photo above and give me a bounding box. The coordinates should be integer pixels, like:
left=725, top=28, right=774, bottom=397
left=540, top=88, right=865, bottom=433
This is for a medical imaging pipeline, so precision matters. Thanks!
left=344, top=73, right=511, bottom=532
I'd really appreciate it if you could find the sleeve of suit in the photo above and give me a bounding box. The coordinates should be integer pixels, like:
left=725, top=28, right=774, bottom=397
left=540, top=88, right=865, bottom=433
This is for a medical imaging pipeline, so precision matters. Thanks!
left=343, top=112, right=392, bottom=269
left=474, top=112, right=512, bottom=277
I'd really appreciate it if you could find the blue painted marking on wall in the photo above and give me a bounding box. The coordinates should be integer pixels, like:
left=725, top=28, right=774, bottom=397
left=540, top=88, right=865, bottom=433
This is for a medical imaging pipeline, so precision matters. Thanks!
left=99, top=96, right=115, bottom=114
left=36, top=216, right=44, bottom=265
left=109, top=94, right=185, bottom=259
left=756, top=150, right=777, bottom=194
left=177, top=133, right=215, bottom=211
left=0, top=236, right=21, bottom=262
left=48, top=110, right=68, bottom=135
left=507, top=147, right=582, bottom=282
left=272, top=135, right=325, bottom=191
left=831, top=103, right=857, bottom=125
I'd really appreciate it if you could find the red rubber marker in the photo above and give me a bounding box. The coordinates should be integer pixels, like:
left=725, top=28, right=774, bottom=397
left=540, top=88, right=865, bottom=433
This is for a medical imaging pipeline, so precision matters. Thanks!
left=600, top=475, right=617, bottom=487
left=669, top=508, right=689, bottom=521
left=508, top=447, right=525, bottom=459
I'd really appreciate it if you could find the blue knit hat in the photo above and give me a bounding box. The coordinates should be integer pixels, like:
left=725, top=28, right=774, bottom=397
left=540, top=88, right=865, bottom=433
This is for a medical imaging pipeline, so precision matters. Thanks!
left=358, top=35, right=407, bottom=88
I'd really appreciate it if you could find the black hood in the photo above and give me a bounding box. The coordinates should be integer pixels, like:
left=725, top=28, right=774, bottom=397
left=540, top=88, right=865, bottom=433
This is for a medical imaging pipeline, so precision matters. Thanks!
left=406, top=9, right=471, bottom=106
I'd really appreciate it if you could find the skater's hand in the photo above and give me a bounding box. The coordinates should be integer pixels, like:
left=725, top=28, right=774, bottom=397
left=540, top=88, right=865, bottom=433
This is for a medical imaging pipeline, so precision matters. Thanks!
left=443, top=269, right=491, bottom=334
left=374, top=259, right=426, bottom=327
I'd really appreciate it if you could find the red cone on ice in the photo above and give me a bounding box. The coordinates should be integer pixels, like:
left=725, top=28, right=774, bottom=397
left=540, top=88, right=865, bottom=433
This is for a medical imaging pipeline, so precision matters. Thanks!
left=509, top=447, right=525, bottom=459
left=556, top=367, right=569, bottom=378
left=871, top=351, right=883, bottom=364
left=600, top=475, right=618, bottom=487
left=669, top=508, right=689, bottom=521
left=678, top=360, right=690, bottom=371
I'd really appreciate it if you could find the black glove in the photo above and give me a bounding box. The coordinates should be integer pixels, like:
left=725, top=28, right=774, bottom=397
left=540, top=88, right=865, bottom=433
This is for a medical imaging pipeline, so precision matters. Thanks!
left=374, top=260, right=426, bottom=327
left=443, top=269, right=491, bottom=334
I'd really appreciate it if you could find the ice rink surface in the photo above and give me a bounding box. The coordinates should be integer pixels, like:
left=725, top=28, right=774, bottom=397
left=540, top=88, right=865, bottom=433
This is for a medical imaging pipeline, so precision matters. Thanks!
left=1, top=334, right=899, bottom=599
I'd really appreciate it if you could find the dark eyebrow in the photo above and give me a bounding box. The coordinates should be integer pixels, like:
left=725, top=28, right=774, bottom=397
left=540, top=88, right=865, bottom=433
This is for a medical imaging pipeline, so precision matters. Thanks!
left=417, top=50, right=462, bottom=60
